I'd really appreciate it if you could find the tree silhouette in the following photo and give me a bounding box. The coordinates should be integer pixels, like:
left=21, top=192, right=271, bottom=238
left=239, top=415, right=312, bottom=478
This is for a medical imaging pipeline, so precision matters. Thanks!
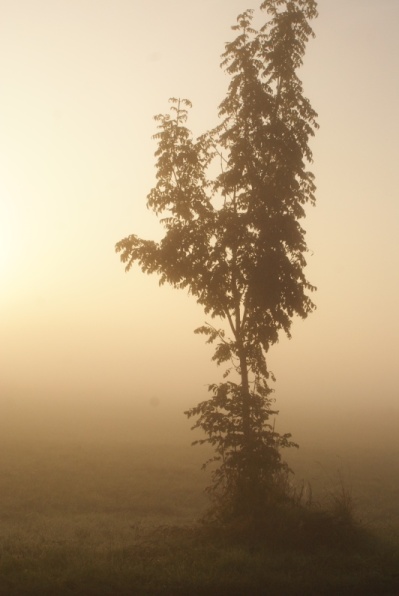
left=116, top=0, right=318, bottom=521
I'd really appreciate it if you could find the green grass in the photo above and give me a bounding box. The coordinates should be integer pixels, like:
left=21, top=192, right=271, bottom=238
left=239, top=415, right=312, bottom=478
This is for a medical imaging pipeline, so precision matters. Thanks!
left=0, top=440, right=398, bottom=595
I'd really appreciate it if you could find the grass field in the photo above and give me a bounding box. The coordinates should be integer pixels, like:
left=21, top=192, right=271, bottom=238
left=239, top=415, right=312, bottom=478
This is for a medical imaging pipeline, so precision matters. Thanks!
left=0, top=437, right=399, bottom=595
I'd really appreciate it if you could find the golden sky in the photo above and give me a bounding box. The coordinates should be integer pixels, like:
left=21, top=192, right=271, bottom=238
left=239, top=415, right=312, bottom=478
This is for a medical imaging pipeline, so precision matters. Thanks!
left=1, top=0, right=398, bottom=441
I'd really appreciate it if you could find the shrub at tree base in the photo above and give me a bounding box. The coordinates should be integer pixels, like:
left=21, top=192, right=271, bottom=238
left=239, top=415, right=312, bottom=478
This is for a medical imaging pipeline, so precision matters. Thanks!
left=116, top=0, right=318, bottom=523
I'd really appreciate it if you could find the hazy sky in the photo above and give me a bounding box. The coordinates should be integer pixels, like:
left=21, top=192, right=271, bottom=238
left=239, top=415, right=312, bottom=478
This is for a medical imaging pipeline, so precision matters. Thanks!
left=1, top=0, right=398, bottom=440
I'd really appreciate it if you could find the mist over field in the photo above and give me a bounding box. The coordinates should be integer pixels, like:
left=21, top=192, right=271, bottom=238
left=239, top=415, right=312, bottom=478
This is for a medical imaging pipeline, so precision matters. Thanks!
left=1, top=382, right=398, bottom=456
left=1, top=384, right=399, bottom=595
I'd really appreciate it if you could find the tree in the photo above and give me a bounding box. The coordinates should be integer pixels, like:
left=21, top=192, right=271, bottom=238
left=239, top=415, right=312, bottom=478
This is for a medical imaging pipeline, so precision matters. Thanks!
left=116, top=0, right=318, bottom=522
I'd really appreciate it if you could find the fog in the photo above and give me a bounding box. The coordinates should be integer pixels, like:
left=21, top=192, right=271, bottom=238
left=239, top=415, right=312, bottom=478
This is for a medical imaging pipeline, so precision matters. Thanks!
left=1, top=0, right=398, bottom=455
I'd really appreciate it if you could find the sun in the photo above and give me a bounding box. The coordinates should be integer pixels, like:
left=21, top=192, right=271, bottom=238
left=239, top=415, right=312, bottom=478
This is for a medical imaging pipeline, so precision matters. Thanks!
left=0, top=184, right=15, bottom=280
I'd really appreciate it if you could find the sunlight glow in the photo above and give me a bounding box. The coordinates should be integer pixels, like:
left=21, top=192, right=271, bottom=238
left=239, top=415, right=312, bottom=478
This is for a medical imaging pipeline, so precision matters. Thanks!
left=0, top=185, right=15, bottom=280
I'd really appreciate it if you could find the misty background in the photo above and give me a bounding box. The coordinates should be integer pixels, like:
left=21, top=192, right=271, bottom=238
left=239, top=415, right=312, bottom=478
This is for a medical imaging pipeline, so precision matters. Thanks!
left=1, top=0, right=398, bottom=449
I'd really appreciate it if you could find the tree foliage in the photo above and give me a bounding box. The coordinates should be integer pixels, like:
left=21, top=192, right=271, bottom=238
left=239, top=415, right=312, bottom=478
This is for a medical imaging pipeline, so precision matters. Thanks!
left=116, top=0, right=318, bottom=521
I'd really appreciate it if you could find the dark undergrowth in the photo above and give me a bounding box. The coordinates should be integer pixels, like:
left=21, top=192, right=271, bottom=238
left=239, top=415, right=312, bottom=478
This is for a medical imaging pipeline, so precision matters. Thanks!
left=1, top=508, right=399, bottom=595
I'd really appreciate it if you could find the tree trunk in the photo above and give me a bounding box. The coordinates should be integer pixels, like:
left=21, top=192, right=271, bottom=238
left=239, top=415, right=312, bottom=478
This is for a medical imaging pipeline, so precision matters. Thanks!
left=238, top=346, right=251, bottom=450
